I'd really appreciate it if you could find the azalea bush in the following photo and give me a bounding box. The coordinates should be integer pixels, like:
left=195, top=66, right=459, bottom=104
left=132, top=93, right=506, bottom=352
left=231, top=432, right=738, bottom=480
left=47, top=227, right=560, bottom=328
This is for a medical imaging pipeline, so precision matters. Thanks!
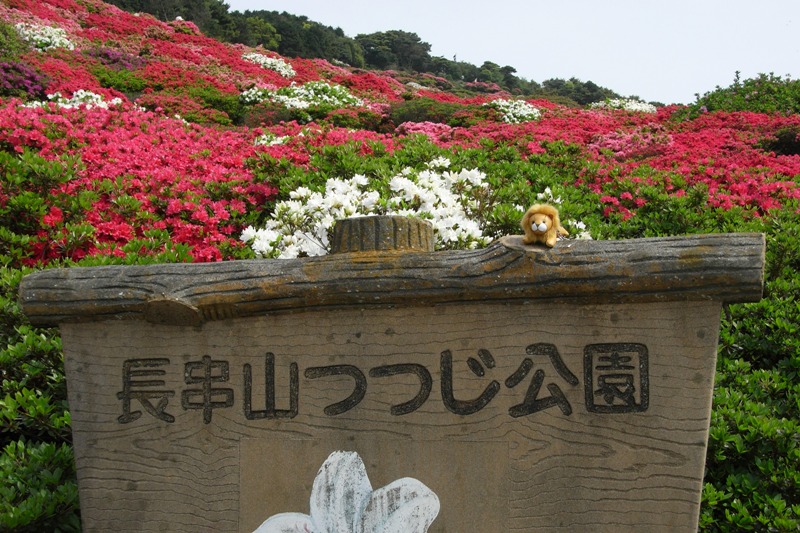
left=83, top=47, right=146, bottom=72
left=0, top=0, right=799, bottom=530
left=388, top=97, right=474, bottom=127
left=14, top=22, right=74, bottom=52
left=589, top=97, right=657, bottom=113
left=0, top=61, right=48, bottom=99
left=241, top=81, right=364, bottom=123
left=241, top=158, right=492, bottom=258
left=0, top=20, right=29, bottom=60
left=0, top=266, right=78, bottom=532
left=242, top=52, right=296, bottom=78
left=690, top=71, right=800, bottom=116
left=26, top=89, right=123, bottom=109
left=482, top=98, right=542, bottom=123
left=0, top=100, right=276, bottom=264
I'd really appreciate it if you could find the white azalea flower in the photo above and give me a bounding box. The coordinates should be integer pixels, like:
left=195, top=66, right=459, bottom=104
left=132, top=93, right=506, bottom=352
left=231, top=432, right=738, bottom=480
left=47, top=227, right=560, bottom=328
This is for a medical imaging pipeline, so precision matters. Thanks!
left=15, top=22, right=75, bottom=51
left=536, top=186, right=562, bottom=205
left=425, top=157, right=451, bottom=170
left=254, top=133, right=290, bottom=146
left=25, top=90, right=122, bottom=110
left=482, top=98, right=541, bottom=123
left=565, top=219, right=593, bottom=240
left=242, top=158, right=491, bottom=257
left=240, top=226, right=258, bottom=242
left=241, top=81, right=362, bottom=110
left=289, top=187, right=313, bottom=201
left=254, top=451, right=439, bottom=533
left=351, top=174, right=369, bottom=187
left=242, top=53, right=296, bottom=78
left=589, top=98, right=657, bottom=113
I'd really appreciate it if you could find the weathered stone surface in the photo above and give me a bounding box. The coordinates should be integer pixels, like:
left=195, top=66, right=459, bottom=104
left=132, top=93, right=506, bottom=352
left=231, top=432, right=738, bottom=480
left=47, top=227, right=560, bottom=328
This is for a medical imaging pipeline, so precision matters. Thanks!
left=61, top=300, right=722, bottom=532
left=19, top=233, right=765, bottom=326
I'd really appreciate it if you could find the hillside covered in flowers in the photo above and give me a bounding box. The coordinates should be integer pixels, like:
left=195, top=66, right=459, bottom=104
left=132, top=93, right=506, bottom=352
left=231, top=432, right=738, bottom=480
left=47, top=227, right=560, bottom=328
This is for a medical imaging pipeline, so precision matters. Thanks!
left=1, top=0, right=798, bottom=530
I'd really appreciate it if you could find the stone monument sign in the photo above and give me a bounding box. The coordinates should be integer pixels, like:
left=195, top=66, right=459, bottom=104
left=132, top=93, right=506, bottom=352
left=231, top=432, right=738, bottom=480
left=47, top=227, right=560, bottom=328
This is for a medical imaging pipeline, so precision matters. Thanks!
left=19, top=217, right=765, bottom=532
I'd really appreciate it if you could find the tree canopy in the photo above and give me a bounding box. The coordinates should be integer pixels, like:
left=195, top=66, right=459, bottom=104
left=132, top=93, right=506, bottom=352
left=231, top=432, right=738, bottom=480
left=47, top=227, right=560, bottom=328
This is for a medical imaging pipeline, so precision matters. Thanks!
left=103, top=0, right=628, bottom=103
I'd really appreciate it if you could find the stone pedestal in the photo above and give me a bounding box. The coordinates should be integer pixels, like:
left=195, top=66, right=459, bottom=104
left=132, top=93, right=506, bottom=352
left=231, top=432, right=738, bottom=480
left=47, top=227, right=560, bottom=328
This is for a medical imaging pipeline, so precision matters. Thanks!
left=19, top=219, right=765, bottom=533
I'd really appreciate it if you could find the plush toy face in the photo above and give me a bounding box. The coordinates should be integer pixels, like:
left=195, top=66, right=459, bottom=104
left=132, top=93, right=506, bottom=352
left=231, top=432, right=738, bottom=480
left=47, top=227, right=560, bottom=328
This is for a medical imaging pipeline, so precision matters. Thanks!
left=529, top=213, right=552, bottom=234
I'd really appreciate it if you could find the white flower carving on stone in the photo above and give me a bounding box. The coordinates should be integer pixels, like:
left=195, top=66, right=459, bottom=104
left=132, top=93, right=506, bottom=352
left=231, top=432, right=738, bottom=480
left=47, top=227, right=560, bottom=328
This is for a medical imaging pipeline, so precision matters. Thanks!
left=253, top=451, right=440, bottom=533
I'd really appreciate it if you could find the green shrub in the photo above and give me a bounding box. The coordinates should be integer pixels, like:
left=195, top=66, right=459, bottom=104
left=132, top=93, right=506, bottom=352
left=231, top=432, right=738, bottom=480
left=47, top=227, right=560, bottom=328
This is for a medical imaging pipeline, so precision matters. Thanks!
left=187, top=85, right=246, bottom=125
left=90, top=64, right=147, bottom=94
left=323, top=107, right=384, bottom=130
left=135, top=90, right=234, bottom=125
left=0, top=265, right=80, bottom=531
left=688, top=72, right=800, bottom=116
left=0, top=439, right=80, bottom=532
left=388, top=97, right=468, bottom=126
left=241, top=100, right=298, bottom=127
left=701, top=210, right=800, bottom=530
left=588, top=173, right=730, bottom=239
left=241, top=81, right=363, bottom=124
left=0, top=267, right=69, bottom=440
left=759, top=126, right=800, bottom=157
left=0, top=21, right=30, bottom=61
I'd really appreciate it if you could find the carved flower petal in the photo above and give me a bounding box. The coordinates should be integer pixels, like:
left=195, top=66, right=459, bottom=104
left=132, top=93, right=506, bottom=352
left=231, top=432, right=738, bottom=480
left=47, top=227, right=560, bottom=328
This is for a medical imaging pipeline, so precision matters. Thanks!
left=310, top=451, right=373, bottom=533
left=252, top=512, right=315, bottom=533
left=357, top=477, right=440, bottom=533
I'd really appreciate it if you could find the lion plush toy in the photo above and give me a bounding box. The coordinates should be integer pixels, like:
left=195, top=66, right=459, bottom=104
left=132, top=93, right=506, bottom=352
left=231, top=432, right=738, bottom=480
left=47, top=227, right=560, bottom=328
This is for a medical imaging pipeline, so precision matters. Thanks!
left=521, top=204, right=569, bottom=247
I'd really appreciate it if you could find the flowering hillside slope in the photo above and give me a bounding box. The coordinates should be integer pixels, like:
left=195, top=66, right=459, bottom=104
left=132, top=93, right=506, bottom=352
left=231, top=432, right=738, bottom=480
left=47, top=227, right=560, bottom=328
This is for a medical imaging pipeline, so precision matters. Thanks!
left=0, top=0, right=798, bottom=530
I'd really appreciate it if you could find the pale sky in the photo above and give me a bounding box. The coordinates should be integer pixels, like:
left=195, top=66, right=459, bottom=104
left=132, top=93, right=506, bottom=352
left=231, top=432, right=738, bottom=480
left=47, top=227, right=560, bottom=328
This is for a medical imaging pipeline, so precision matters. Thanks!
left=224, top=0, right=799, bottom=105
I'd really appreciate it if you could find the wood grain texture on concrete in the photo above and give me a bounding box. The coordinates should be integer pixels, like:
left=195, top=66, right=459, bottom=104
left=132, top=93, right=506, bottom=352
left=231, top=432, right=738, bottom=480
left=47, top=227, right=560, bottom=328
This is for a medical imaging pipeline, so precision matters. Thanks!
left=59, top=300, right=720, bottom=532
left=19, top=232, right=765, bottom=326
left=18, top=226, right=765, bottom=532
